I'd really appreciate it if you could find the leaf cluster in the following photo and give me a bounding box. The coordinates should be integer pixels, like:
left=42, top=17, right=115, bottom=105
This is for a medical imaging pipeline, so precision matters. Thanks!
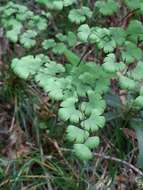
left=2, top=0, right=143, bottom=161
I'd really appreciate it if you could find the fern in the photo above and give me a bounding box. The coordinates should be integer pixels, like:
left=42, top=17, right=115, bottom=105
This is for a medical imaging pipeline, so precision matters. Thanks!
left=73, top=144, right=92, bottom=161
left=85, top=136, right=100, bottom=149
left=119, top=76, right=137, bottom=91
left=81, top=90, right=106, bottom=115
left=59, top=98, right=83, bottom=122
left=20, top=30, right=37, bottom=49
left=95, top=0, right=119, bottom=16
left=0, top=2, right=47, bottom=47
left=127, top=61, right=143, bottom=81
left=11, top=55, right=43, bottom=80
left=5, top=0, right=143, bottom=162
left=81, top=110, right=105, bottom=132
left=68, top=7, right=92, bottom=24
left=11, top=52, right=109, bottom=160
left=67, top=125, right=89, bottom=143
left=134, top=96, right=143, bottom=108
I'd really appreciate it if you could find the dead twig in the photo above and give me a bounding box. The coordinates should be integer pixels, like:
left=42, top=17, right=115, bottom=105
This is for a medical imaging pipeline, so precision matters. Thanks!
left=48, top=138, right=79, bottom=179
left=119, top=8, right=140, bottom=27
left=93, top=152, right=143, bottom=177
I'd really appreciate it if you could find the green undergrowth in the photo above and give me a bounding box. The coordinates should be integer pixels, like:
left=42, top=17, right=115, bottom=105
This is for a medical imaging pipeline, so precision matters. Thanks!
left=1, top=0, right=143, bottom=189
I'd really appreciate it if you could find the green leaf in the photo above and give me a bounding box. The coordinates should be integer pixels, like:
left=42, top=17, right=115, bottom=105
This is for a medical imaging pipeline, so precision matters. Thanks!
left=11, top=55, right=42, bottom=80
left=89, top=28, right=116, bottom=53
left=95, top=0, right=119, bottom=15
left=44, top=61, right=65, bottom=75
left=67, top=125, right=89, bottom=143
left=127, top=20, right=143, bottom=42
left=67, top=31, right=77, bottom=47
left=34, top=58, right=73, bottom=101
left=125, top=0, right=141, bottom=10
left=81, top=110, right=105, bottom=132
left=20, top=30, right=37, bottom=48
left=81, top=90, right=106, bottom=115
left=127, top=61, right=143, bottom=81
left=36, top=60, right=65, bottom=77
left=103, top=54, right=117, bottom=73
left=79, top=72, right=95, bottom=85
left=52, top=43, right=66, bottom=54
left=42, top=78, right=66, bottom=100
left=56, top=32, right=76, bottom=47
left=77, top=24, right=91, bottom=42
left=42, top=39, right=56, bottom=50
left=34, top=60, right=66, bottom=100
left=37, top=0, right=75, bottom=9
left=85, top=136, right=100, bottom=149
left=68, top=7, right=92, bottom=24
left=37, top=0, right=63, bottom=10
left=95, top=78, right=111, bottom=94
left=59, top=97, right=83, bottom=123
left=6, top=29, right=19, bottom=43
left=63, top=0, right=76, bottom=7
left=134, top=96, right=143, bottom=107
left=6, top=22, right=22, bottom=42
left=52, top=1, right=63, bottom=10
left=63, top=48, right=81, bottom=65
left=56, top=33, right=67, bottom=42
left=121, top=42, right=142, bottom=64
left=74, top=144, right=92, bottom=160
left=110, top=27, right=126, bottom=45
left=68, top=9, right=85, bottom=24
left=103, top=53, right=125, bottom=73
left=119, top=76, right=137, bottom=90
left=28, top=15, right=47, bottom=31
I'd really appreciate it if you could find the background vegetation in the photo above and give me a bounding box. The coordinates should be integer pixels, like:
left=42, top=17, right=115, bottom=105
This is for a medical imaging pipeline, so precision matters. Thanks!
left=1, top=0, right=143, bottom=189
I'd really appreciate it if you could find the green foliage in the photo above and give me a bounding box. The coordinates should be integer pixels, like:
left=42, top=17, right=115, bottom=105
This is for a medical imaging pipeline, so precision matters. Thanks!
left=81, top=90, right=106, bottom=115
left=11, top=52, right=109, bottom=159
left=68, top=7, right=92, bottom=24
left=77, top=24, right=91, bottom=42
left=110, top=27, right=126, bottom=45
left=119, top=76, right=137, bottom=91
left=124, top=0, right=143, bottom=10
left=89, top=27, right=116, bottom=53
left=59, top=98, right=83, bottom=122
left=73, top=144, right=92, bottom=160
left=103, top=54, right=125, bottom=73
left=121, top=42, right=142, bottom=63
left=81, top=110, right=105, bottom=132
left=36, top=0, right=76, bottom=10
left=37, top=0, right=63, bottom=10
left=42, top=39, right=56, bottom=50
left=1, top=0, right=143, bottom=162
left=67, top=125, right=89, bottom=143
left=95, top=0, right=119, bottom=16
left=20, top=30, right=37, bottom=49
left=11, top=55, right=43, bottom=80
left=134, top=96, right=143, bottom=107
left=0, top=2, right=47, bottom=47
left=64, top=48, right=81, bottom=65
left=127, top=20, right=143, bottom=42
left=127, top=61, right=143, bottom=80
left=85, top=136, right=100, bottom=149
